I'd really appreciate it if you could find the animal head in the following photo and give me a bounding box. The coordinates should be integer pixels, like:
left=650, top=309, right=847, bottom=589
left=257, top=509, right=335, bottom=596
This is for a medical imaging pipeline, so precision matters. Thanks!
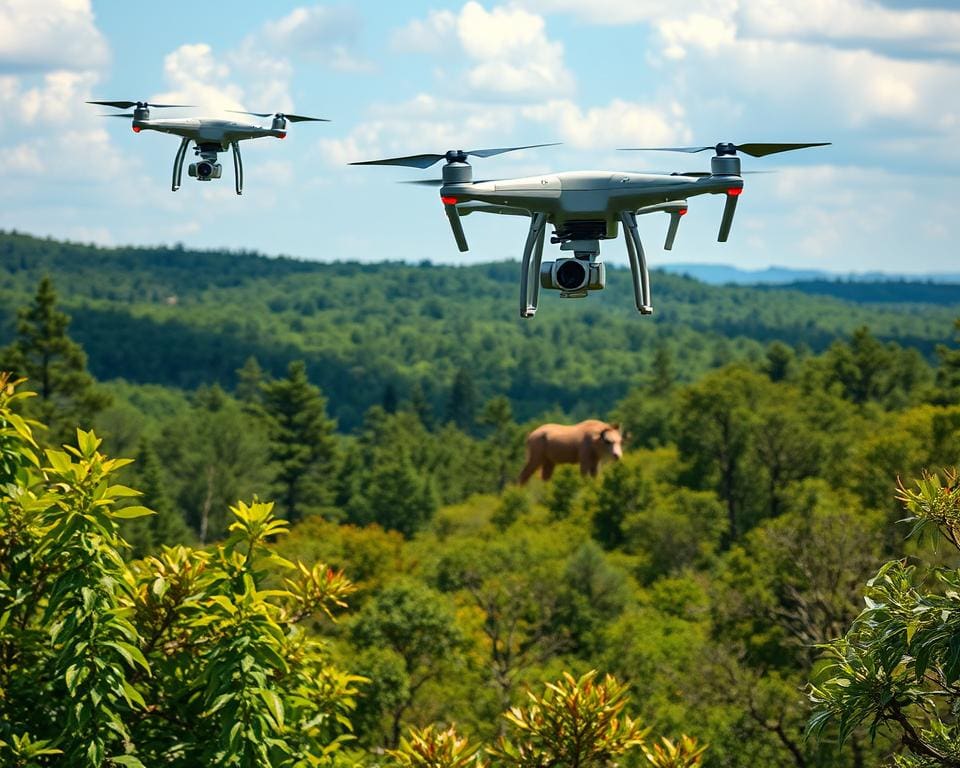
left=599, top=423, right=623, bottom=460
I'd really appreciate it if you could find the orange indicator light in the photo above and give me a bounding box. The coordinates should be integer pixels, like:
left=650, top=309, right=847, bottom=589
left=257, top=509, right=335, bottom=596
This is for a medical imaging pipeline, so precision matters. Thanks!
left=441, top=196, right=458, bottom=205
left=727, top=187, right=742, bottom=196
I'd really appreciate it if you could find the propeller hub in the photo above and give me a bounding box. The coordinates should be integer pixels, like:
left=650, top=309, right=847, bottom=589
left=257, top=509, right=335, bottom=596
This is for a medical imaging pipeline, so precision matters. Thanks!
left=445, top=149, right=469, bottom=164
left=715, top=142, right=738, bottom=156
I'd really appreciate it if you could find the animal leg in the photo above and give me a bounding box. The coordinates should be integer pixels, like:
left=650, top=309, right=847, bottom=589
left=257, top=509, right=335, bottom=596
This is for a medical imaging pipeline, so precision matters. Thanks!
left=541, top=461, right=555, bottom=481
left=518, top=459, right=539, bottom=485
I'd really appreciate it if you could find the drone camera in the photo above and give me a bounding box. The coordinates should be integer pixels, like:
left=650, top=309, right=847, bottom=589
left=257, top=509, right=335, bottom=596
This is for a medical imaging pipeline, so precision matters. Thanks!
left=188, top=161, right=222, bottom=181
left=540, top=258, right=605, bottom=295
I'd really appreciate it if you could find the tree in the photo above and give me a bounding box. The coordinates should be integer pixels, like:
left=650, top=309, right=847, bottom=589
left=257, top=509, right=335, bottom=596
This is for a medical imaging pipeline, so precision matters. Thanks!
left=445, top=367, right=478, bottom=432
left=350, top=580, right=464, bottom=747
left=0, top=377, right=362, bottom=767
left=261, top=360, right=337, bottom=523
left=478, top=396, right=523, bottom=492
left=0, top=276, right=109, bottom=441
left=809, top=471, right=960, bottom=767
left=123, top=438, right=193, bottom=557
left=935, top=318, right=960, bottom=402
left=158, top=386, right=272, bottom=543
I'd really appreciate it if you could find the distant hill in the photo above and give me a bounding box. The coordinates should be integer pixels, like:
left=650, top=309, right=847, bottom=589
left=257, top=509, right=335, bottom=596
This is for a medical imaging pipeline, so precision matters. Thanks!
left=1, top=231, right=958, bottom=430
left=661, top=262, right=960, bottom=286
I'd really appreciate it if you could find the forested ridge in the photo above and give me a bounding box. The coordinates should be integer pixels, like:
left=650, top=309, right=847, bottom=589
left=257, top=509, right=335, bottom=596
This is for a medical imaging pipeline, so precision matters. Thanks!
left=1, top=231, right=960, bottom=767
left=1, top=230, right=958, bottom=429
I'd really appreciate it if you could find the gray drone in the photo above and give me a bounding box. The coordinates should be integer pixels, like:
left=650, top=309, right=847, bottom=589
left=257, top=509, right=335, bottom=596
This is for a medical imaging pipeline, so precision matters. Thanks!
left=87, top=100, right=329, bottom=194
left=352, top=141, right=829, bottom=317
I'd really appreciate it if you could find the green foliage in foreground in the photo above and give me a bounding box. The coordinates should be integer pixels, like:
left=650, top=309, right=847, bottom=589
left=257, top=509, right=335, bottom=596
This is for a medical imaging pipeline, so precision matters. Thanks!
left=0, top=373, right=361, bottom=767
left=809, top=471, right=960, bottom=767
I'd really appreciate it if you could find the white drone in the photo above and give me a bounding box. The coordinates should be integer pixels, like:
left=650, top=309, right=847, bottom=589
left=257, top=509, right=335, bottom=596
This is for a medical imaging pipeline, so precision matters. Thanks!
left=87, top=100, right=329, bottom=194
left=352, top=141, right=829, bottom=317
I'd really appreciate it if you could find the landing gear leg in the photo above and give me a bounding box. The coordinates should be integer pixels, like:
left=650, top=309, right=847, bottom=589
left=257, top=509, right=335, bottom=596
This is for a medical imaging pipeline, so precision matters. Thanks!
left=231, top=142, right=243, bottom=195
left=620, top=211, right=653, bottom=314
left=519, top=212, right=547, bottom=318
left=172, top=138, right=190, bottom=192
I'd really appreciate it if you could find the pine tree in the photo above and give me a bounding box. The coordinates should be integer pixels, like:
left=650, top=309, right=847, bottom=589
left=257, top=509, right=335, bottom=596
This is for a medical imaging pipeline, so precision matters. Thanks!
left=1, top=276, right=109, bottom=441
left=406, top=381, right=434, bottom=430
left=261, top=360, right=337, bottom=523
left=124, top=439, right=193, bottom=557
left=445, top=367, right=477, bottom=431
left=235, top=355, right=265, bottom=407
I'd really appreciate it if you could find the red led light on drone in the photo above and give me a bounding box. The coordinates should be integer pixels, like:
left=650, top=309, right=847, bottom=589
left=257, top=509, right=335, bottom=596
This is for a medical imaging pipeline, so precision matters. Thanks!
left=441, top=196, right=458, bottom=205
left=132, top=126, right=141, bottom=133
left=277, top=132, right=286, bottom=139
left=727, top=187, right=742, bottom=196
left=679, top=208, right=688, bottom=216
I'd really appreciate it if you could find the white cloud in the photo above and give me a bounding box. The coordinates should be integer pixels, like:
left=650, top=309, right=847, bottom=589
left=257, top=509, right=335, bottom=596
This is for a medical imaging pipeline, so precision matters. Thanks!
left=522, top=99, right=690, bottom=149
left=0, top=0, right=108, bottom=73
left=257, top=5, right=373, bottom=71
left=394, top=2, right=573, bottom=97
left=738, top=0, right=960, bottom=54
left=392, top=10, right=457, bottom=53
left=151, top=44, right=246, bottom=114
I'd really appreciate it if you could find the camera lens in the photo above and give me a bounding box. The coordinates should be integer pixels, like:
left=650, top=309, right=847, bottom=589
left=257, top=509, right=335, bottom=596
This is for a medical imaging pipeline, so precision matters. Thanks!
left=556, top=260, right=587, bottom=291
left=197, top=162, right=213, bottom=178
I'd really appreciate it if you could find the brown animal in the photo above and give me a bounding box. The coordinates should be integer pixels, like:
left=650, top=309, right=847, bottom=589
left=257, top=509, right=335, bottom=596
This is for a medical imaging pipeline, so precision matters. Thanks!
left=518, top=420, right=623, bottom=484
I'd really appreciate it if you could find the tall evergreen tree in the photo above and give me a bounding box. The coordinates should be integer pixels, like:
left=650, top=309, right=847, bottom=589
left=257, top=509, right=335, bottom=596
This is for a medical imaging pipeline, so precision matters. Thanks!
left=262, top=360, right=337, bottom=523
left=235, top=355, right=265, bottom=407
left=123, top=438, right=193, bottom=557
left=445, top=366, right=477, bottom=431
left=0, top=276, right=109, bottom=441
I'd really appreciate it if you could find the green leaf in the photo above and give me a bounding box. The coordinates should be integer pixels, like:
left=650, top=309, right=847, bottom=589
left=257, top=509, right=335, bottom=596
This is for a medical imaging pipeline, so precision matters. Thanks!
left=110, top=755, right=147, bottom=767
left=110, top=505, right=155, bottom=519
left=258, top=688, right=285, bottom=729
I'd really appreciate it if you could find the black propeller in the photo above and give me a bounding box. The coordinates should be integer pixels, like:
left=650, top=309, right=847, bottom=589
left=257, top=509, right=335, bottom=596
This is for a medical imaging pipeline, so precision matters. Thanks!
left=619, top=142, right=830, bottom=157
left=87, top=100, right=194, bottom=109
left=351, top=142, right=560, bottom=169
left=399, top=178, right=502, bottom=186
left=227, top=110, right=330, bottom=123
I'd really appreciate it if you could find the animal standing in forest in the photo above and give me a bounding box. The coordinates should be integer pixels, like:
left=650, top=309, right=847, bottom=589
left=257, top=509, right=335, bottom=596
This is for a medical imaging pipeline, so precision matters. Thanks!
left=519, top=420, right=623, bottom=484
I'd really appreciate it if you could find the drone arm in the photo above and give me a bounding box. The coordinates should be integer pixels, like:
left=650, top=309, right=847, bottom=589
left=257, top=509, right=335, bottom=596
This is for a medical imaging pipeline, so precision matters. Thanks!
left=231, top=141, right=243, bottom=195
left=443, top=201, right=469, bottom=252
left=718, top=190, right=740, bottom=242
left=171, top=137, right=190, bottom=192
left=519, top=212, right=547, bottom=318
left=620, top=211, right=653, bottom=315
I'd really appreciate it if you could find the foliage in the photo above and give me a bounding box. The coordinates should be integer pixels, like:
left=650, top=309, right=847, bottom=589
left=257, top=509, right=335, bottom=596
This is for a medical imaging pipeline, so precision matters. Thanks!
left=261, top=360, right=338, bottom=523
left=490, top=670, right=649, bottom=767
left=642, top=735, right=708, bottom=768
left=0, top=378, right=362, bottom=767
left=0, top=275, right=109, bottom=442
left=808, top=471, right=960, bottom=767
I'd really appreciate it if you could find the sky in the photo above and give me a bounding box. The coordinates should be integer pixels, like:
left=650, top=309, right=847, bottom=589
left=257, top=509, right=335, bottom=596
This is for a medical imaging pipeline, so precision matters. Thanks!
left=1, top=0, right=958, bottom=274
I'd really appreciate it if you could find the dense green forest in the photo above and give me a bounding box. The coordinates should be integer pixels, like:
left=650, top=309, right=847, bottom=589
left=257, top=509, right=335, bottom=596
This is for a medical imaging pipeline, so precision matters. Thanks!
left=2, top=231, right=960, bottom=767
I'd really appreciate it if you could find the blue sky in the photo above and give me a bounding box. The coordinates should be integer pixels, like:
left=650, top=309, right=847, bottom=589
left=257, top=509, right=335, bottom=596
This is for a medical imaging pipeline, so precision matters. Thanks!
left=1, top=0, right=958, bottom=273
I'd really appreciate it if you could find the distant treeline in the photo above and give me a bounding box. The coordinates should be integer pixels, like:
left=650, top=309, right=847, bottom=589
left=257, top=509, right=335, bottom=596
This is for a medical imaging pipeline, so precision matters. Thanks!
left=1, top=230, right=958, bottom=429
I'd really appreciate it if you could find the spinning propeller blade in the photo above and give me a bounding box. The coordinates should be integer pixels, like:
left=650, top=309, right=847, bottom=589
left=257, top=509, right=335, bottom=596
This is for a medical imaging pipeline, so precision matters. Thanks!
left=619, top=142, right=830, bottom=157
left=87, top=100, right=194, bottom=109
left=99, top=113, right=136, bottom=118
left=399, top=178, right=501, bottom=186
left=228, top=110, right=330, bottom=122
left=350, top=142, right=560, bottom=169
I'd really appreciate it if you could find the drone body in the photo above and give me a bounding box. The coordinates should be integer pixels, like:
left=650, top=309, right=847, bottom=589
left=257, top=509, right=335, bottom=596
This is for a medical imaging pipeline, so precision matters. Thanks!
left=87, top=101, right=328, bottom=194
left=353, top=142, right=828, bottom=318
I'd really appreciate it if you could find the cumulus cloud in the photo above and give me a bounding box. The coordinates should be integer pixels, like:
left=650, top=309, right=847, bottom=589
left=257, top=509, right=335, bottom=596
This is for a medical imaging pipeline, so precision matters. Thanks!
left=393, top=2, right=573, bottom=97
left=521, top=99, right=690, bottom=149
left=392, top=10, right=458, bottom=53
left=257, top=5, right=373, bottom=71
left=0, top=0, right=108, bottom=73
